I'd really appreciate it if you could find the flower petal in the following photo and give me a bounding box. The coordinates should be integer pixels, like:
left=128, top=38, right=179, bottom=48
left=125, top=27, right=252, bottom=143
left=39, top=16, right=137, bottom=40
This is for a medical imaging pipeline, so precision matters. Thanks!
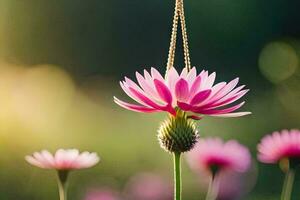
left=129, top=87, right=164, bottom=109
left=190, top=89, right=211, bottom=105
left=197, top=102, right=246, bottom=114
left=25, top=156, right=47, bottom=168
left=175, top=78, right=189, bottom=102
left=210, top=112, right=252, bottom=117
left=189, top=75, right=202, bottom=97
left=180, top=68, right=188, bottom=78
left=166, top=67, right=180, bottom=98
left=186, top=67, right=197, bottom=84
left=135, top=72, right=161, bottom=101
left=208, top=78, right=239, bottom=102
left=114, top=97, right=158, bottom=113
left=208, top=89, right=249, bottom=109
left=153, top=79, right=173, bottom=104
left=151, top=67, right=164, bottom=82
left=202, top=72, right=216, bottom=90
left=177, top=101, right=193, bottom=111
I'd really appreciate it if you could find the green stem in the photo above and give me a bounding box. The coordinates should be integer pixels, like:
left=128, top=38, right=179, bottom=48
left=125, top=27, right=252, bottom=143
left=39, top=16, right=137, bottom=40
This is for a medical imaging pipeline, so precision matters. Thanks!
left=173, top=152, right=182, bottom=200
left=57, top=170, right=69, bottom=200
left=281, top=169, right=295, bottom=200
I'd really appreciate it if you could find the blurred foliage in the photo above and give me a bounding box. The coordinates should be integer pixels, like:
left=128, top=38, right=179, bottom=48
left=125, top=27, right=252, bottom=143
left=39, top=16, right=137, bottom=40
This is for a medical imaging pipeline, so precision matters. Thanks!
left=0, top=0, right=300, bottom=200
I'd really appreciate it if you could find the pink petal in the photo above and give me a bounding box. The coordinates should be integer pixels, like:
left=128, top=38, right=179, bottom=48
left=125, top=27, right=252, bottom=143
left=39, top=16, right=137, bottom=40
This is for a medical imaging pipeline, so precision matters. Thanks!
left=76, top=152, right=99, bottom=168
left=124, top=77, right=144, bottom=93
left=55, top=149, right=69, bottom=168
left=151, top=68, right=164, bottom=82
left=210, top=112, right=252, bottom=117
left=177, top=101, right=193, bottom=111
left=210, top=85, right=246, bottom=105
left=153, top=79, right=173, bottom=104
left=197, top=102, right=246, bottom=114
left=25, top=156, right=47, bottom=168
left=208, top=89, right=249, bottom=109
left=186, top=67, right=197, bottom=83
left=196, top=82, right=227, bottom=107
left=40, top=150, right=55, bottom=167
left=129, top=87, right=164, bottom=109
left=175, top=78, right=189, bottom=102
left=202, top=72, right=216, bottom=89
left=166, top=67, right=180, bottom=98
left=198, top=71, right=209, bottom=90
left=165, top=105, right=177, bottom=116
left=120, top=81, right=149, bottom=106
left=73, top=151, right=91, bottom=168
left=64, top=149, right=79, bottom=168
left=114, top=97, right=158, bottom=113
left=33, top=152, right=52, bottom=168
left=180, top=68, right=188, bottom=78
left=208, top=78, right=239, bottom=102
left=189, top=75, right=202, bottom=97
left=135, top=72, right=161, bottom=101
left=144, top=70, right=155, bottom=86
left=190, top=89, right=211, bottom=105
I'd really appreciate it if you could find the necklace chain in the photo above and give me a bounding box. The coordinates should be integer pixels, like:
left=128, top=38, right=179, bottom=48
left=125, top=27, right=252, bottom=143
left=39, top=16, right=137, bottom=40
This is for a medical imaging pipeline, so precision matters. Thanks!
left=166, top=0, right=191, bottom=73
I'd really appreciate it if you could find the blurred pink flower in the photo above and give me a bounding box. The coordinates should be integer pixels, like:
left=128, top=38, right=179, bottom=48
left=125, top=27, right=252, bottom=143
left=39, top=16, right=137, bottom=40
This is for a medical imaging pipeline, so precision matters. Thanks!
left=84, top=188, right=121, bottom=200
left=258, top=129, right=300, bottom=164
left=124, top=172, right=173, bottom=200
left=25, top=149, right=100, bottom=170
left=216, top=168, right=257, bottom=200
left=187, top=138, right=251, bottom=173
left=114, top=67, right=250, bottom=119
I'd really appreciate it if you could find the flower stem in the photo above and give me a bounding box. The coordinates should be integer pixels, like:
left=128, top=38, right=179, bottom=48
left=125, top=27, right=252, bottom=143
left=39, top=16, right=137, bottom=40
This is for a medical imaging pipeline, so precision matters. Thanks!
left=173, top=152, right=182, bottom=200
left=281, top=169, right=295, bottom=200
left=57, top=170, right=69, bottom=200
left=205, top=174, right=219, bottom=200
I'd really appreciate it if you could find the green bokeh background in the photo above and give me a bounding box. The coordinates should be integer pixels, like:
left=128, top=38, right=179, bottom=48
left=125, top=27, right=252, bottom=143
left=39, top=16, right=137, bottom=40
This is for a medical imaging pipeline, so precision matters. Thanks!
left=0, top=0, right=300, bottom=199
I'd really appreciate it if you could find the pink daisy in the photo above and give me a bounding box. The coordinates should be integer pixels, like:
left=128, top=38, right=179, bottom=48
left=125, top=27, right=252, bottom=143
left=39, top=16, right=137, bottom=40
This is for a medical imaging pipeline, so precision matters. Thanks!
left=258, top=129, right=300, bottom=164
left=187, top=138, right=251, bottom=173
left=114, top=67, right=250, bottom=119
left=84, top=188, right=121, bottom=200
left=124, top=173, right=172, bottom=200
left=25, top=149, right=100, bottom=170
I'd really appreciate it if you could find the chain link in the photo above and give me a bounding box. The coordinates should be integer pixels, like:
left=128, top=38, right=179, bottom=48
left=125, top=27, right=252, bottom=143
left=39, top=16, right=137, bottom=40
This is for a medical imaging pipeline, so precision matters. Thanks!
left=166, top=0, right=192, bottom=73
left=166, top=0, right=180, bottom=72
left=179, top=0, right=191, bottom=71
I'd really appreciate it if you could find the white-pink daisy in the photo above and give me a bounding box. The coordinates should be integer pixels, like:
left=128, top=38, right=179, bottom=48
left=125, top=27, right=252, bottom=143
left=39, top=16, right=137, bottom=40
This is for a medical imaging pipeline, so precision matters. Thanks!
left=25, top=149, right=100, bottom=170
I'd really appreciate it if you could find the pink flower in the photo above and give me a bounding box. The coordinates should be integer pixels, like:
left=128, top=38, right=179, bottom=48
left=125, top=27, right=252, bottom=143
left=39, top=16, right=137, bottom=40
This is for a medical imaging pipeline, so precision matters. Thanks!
left=216, top=169, right=257, bottom=200
left=25, top=149, right=100, bottom=170
left=257, top=129, right=300, bottom=164
left=124, top=172, right=172, bottom=200
left=187, top=138, right=251, bottom=173
left=84, top=188, right=121, bottom=200
left=114, top=67, right=250, bottom=119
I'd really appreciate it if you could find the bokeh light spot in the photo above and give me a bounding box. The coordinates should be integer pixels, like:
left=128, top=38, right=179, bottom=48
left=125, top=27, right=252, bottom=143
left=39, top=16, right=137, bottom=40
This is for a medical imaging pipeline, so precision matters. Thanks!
left=259, top=41, right=298, bottom=83
left=12, top=64, right=75, bottom=133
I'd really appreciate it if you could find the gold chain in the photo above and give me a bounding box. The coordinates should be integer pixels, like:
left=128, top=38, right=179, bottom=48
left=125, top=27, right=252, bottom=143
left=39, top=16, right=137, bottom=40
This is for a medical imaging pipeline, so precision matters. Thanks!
left=166, top=0, right=192, bottom=73
left=179, top=0, right=191, bottom=71
left=166, top=0, right=180, bottom=72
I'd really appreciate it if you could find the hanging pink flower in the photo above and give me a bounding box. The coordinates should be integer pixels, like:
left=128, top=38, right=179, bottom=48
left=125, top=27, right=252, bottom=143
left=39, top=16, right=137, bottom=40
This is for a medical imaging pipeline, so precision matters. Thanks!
left=186, top=138, right=251, bottom=173
left=25, top=149, right=100, bottom=170
left=114, top=67, right=250, bottom=119
left=257, top=129, right=300, bottom=164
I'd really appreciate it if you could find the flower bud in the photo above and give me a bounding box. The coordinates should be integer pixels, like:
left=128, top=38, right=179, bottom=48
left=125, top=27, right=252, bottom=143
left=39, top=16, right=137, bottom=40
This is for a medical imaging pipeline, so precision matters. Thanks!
left=157, top=110, right=198, bottom=153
